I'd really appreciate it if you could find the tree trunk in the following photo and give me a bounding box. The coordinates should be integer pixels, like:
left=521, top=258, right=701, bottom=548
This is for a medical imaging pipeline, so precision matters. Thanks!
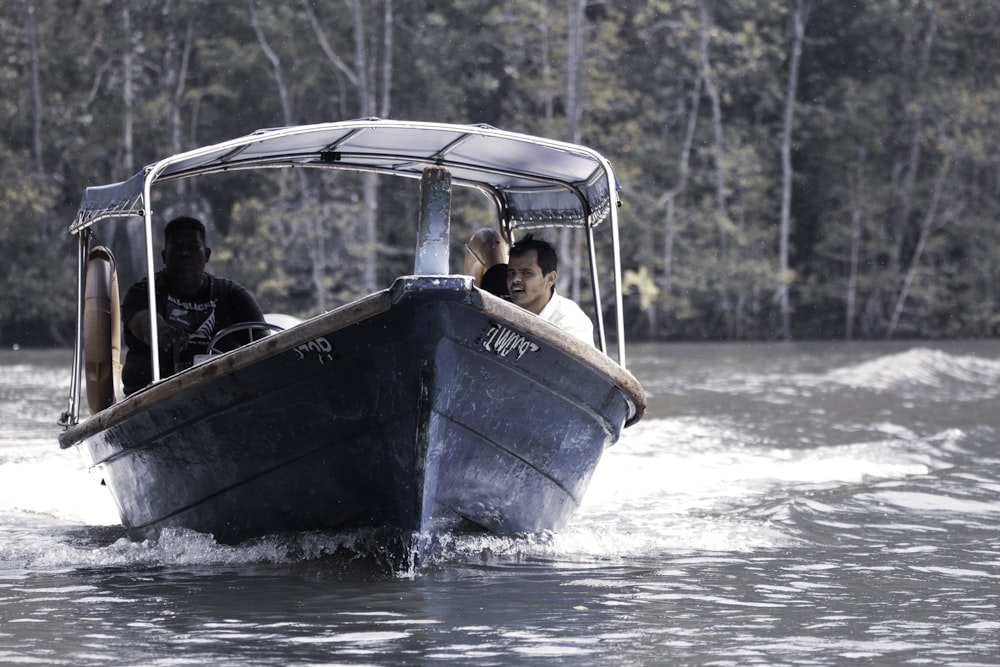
left=563, top=0, right=586, bottom=302
left=351, top=0, right=379, bottom=293
left=565, top=0, right=584, bottom=145
left=302, top=0, right=394, bottom=293
left=379, top=0, right=393, bottom=119
left=887, top=6, right=938, bottom=333
left=115, top=1, right=147, bottom=285
left=248, top=0, right=294, bottom=123
left=25, top=0, right=43, bottom=178
left=161, top=1, right=192, bottom=158
left=886, top=152, right=952, bottom=338
left=697, top=0, right=734, bottom=336
left=250, top=0, right=333, bottom=312
left=778, top=0, right=811, bottom=340
left=658, top=73, right=703, bottom=338
left=845, top=145, right=867, bottom=340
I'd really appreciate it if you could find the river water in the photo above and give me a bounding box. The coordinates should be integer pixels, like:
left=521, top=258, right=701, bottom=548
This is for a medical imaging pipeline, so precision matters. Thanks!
left=2, top=340, right=999, bottom=666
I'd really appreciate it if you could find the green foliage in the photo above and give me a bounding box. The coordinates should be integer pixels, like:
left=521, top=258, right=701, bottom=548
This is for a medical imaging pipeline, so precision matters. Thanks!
left=1, top=0, right=996, bottom=343
left=0, top=147, right=75, bottom=345
left=623, top=266, right=660, bottom=312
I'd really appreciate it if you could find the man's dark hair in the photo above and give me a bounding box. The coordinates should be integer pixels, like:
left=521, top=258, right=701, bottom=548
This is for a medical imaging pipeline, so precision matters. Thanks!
left=509, top=234, right=558, bottom=275
left=164, top=216, right=207, bottom=244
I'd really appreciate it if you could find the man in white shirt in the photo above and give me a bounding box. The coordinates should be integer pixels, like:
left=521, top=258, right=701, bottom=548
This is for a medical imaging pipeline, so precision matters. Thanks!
left=506, top=234, right=595, bottom=346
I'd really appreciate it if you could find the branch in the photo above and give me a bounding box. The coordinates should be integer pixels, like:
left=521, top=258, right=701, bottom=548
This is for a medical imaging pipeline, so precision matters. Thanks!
left=300, top=0, right=360, bottom=88
left=247, top=0, right=294, bottom=124
left=886, top=151, right=953, bottom=337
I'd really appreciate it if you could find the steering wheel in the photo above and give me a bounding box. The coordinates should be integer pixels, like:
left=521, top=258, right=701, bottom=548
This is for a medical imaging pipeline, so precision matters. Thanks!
left=206, top=321, right=285, bottom=355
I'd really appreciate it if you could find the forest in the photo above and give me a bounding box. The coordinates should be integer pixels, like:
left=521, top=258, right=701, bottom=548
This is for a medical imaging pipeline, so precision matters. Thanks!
left=1, top=0, right=998, bottom=346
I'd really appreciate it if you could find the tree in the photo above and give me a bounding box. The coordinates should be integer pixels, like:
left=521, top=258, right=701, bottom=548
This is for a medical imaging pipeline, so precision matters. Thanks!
left=2, top=0, right=999, bottom=344
left=777, top=0, right=811, bottom=339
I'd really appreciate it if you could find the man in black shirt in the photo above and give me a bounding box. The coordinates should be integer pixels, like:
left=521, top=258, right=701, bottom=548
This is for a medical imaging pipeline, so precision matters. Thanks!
left=121, top=216, right=263, bottom=395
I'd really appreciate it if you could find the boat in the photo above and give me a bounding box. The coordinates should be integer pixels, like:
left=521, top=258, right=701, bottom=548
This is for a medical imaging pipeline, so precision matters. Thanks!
left=57, top=119, right=647, bottom=566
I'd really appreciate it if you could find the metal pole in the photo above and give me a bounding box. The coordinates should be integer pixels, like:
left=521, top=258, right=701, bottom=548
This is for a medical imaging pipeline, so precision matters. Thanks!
left=414, top=166, right=451, bottom=275
left=608, top=185, right=627, bottom=369
left=60, top=231, right=88, bottom=427
left=585, top=226, right=606, bottom=355
left=143, top=185, right=161, bottom=382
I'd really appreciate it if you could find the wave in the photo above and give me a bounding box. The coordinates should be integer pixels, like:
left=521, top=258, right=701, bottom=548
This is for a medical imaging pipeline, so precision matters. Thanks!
left=643, top=345, right=1000, bottom=404
left=753, top=464, right=1000, bottom=555
left=562, top=417, right=971, bottom=558
left=824, top=347, right=1000, bottom=397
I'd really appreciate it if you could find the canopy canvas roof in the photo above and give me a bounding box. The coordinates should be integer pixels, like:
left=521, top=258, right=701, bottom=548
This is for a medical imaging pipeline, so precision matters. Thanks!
left=70, top=119, right=621, bottom=234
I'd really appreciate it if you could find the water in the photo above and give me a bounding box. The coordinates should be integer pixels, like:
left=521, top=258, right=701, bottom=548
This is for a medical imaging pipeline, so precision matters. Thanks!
left=2, top=341, right=999, bottom=665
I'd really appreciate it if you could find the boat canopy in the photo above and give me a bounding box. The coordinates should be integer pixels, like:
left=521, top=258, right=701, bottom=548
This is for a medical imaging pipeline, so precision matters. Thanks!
left=70, top=119, right=620, bottom=234
left=63, top=119, right=630, bottom=403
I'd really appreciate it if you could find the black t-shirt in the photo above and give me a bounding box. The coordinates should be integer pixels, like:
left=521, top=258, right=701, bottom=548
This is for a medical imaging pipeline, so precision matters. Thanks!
left=121, top=270, right=263, bottom=394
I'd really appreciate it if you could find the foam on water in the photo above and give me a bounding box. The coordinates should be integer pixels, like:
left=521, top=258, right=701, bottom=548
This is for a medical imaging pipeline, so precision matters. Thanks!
left=0, top=422, right=971, bottom=573
left=0, top=442, right=120, bottom=526
left=1, top=344, right=996, bottom=577
left=584, top=417, right=950, bottom=510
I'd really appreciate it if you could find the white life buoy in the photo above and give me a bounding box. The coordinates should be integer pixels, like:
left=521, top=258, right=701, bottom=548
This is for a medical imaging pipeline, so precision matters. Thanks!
left=83, top=246, right=121, bottom=414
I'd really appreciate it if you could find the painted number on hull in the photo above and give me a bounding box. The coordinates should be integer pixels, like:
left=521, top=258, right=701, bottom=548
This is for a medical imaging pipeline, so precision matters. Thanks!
left=481, top=323, right=539, bottom=360
left=294, top=337, right=336, bottom=365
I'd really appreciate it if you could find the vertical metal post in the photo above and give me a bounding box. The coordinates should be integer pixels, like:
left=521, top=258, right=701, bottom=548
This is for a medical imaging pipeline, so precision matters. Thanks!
left=414, top=166, right=451, bottom=275
left=61, top=231, right=88, bottom=427
left=608, top=185, right=627, bottom=369
left=143, top=188, right=161, bottom=382
left=585, top=226, right=606, bottom=355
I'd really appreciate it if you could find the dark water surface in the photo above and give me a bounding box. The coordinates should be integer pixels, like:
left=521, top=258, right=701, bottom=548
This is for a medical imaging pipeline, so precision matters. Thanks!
left=2, top=341, right=999, bottom=665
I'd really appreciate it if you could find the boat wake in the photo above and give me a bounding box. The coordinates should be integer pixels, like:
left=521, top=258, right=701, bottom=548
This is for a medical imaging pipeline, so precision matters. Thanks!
left=0, top=520, right=427, bottom=578
left=3, top=414, right=989, bottom=576
left=4, top=345, right=996, bottom=577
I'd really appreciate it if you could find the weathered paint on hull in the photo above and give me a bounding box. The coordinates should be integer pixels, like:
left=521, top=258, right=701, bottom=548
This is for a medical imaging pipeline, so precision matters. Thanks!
left=61, top=278, right=640, bottom=559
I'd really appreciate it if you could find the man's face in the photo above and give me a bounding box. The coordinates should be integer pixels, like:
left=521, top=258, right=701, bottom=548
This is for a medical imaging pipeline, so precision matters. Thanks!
left=507, top=249, right=555, bottom=315
left=162, top=228, right=210, bottom=285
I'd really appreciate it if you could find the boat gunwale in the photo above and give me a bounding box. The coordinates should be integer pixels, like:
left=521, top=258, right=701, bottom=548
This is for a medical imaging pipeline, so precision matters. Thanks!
left=60, top=278, right=645, bottom=448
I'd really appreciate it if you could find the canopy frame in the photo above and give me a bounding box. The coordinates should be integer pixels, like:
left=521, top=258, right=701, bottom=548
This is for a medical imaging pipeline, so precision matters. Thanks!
left=62, top=119, right=629, bottom=428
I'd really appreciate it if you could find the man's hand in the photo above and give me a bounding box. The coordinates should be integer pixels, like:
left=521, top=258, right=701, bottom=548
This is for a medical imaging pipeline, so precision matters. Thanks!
left=129, top=311, right=189, bottom=351
left=156, top=319, right=189, bottom=352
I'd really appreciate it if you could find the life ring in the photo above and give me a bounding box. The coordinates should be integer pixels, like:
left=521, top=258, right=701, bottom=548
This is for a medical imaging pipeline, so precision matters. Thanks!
left=83, top=246, right=122, bottom=414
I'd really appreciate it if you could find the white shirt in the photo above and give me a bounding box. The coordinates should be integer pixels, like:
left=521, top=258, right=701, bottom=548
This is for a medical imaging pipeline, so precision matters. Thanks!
left=538, top=291, right=595, bottom=346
